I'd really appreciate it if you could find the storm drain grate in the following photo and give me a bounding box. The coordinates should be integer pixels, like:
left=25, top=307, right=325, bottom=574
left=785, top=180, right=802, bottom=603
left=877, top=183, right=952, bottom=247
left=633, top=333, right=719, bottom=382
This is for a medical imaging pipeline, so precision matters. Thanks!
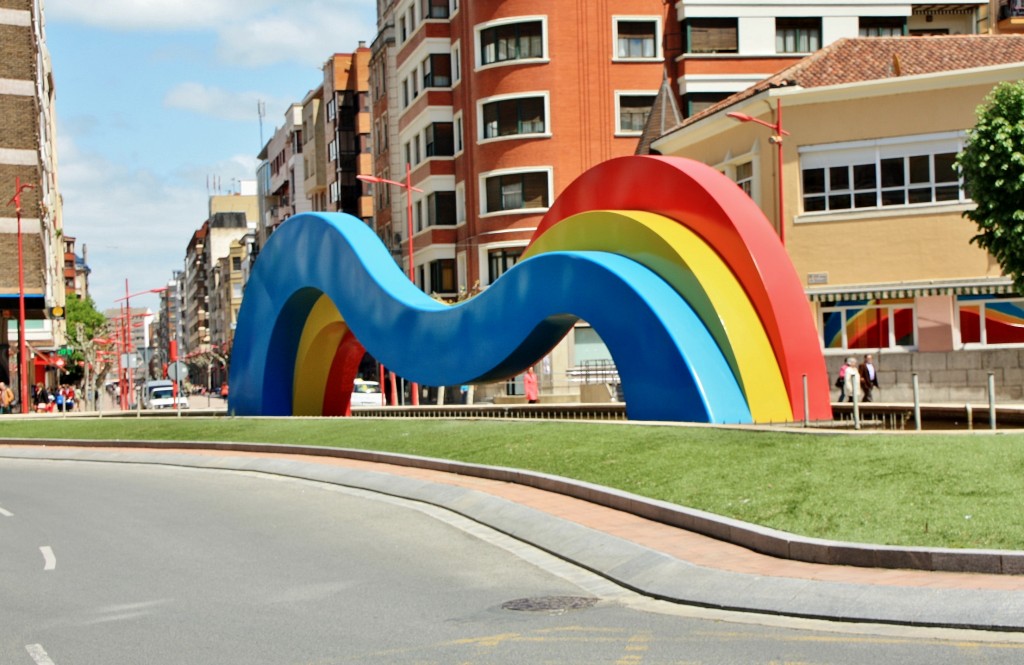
left=501, top=596, right=599, bottom=612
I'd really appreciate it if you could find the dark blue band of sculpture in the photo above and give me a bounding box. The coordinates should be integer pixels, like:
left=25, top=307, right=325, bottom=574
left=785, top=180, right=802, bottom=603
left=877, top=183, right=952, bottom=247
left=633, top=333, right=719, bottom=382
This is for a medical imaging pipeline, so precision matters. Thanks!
left=229, top=212, right=752, bottom=423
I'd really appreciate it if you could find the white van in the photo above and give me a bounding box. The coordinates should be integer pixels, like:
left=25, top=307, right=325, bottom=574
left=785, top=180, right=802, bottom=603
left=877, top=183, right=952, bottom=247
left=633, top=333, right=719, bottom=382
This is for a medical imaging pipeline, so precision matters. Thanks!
left=143, top=380, right=190, bottom=410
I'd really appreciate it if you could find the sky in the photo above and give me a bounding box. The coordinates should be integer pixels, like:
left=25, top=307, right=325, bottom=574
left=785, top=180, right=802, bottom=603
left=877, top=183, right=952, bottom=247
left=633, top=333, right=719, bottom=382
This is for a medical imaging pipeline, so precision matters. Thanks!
left=44, top=0, right=377, bottom=313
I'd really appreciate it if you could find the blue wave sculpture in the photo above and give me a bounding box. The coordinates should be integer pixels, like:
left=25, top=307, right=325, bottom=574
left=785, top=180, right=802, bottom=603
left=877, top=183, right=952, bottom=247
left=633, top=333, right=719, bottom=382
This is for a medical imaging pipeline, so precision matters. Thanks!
left=229, top=212, right=751, bottom=423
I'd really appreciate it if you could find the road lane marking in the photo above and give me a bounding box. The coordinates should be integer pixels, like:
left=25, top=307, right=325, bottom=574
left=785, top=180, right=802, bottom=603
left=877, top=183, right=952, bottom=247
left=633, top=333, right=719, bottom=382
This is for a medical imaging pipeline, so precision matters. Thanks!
left=25, top=644, right=56, bottom=665
left=40, top=546, right=56, bottom=571
left=0, top=506, right=12, bottom=516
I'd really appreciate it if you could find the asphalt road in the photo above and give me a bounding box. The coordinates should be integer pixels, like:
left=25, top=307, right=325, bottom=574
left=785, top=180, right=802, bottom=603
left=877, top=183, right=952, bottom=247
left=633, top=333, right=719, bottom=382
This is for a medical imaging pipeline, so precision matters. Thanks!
left=2, top=458, right=1023, bottom=664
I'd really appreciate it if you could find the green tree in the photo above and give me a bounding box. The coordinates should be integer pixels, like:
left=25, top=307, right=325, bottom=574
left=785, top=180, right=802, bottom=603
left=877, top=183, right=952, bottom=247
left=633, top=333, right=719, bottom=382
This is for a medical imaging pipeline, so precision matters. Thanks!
left=64, top=294, right=109, bottom=386
left=955, top=80, right=1024, bottom=290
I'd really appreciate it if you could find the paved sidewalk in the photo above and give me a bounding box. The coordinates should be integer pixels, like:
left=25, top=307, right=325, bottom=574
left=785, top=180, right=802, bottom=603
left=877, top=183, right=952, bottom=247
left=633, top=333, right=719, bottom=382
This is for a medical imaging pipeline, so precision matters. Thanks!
left=1, top=442, right=1023, bottom=631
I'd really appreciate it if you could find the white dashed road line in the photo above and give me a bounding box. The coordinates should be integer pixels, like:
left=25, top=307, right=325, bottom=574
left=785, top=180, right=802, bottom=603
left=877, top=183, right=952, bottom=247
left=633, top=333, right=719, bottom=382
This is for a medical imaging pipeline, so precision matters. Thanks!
left=39, top=546, right=56, bottom=571
left=25, top=643, right=56, bottom=665
left=0, top=505, right=12, bottom=517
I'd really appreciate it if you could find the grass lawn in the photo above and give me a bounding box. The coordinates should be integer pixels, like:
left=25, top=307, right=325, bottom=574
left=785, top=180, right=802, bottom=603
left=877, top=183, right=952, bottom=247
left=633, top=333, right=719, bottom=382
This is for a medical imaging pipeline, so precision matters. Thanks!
left=1, top=417, right=1022, bottom=551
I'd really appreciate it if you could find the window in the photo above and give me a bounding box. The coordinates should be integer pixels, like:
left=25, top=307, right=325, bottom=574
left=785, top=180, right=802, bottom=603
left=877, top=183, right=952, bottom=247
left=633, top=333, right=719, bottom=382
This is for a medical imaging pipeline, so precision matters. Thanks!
left=616, top=20, right=657, bottom=58
left=399, top=15, right=408, bottom=42
left=452, top=44, right=461, bottom=83
left=859, top=17, right=906, bottom=37
left=425, top=122, right=454, bottom=157
left=401, top=78, right=410, bottom=107
left=775, top=18, right=821, bottom=53
left=484, top=172, right=549, bottom=212
left=422, top=53, right=452, bottom=88
left=422, top=0, right=449, bottom=19
left=803, top=153, right=962, bottom=212
left=488, top=247, right=523, bottom=283
left=958, top=297, right=1024, bottom=346
left=454, top=114, right=463, bottom=153
left=480, top=21, right=544, bottom=65
left=682, top=92, right=730, bottom=117
left=734, top=161, right=753, bottom=196
left=429, top=259, right=456, bottom=293
left=800, top=134, right=966, bottom=214
left=821, top=300, right=916, bottom=349
left=427, top=191, right=457, bottom=226
left=686, top=18, right=738, bottom=53
left=482, top=96, right=545, bottom=138
left=326, top=98, right=337, bottom=122
left=618, top=94, right=655, bottom=133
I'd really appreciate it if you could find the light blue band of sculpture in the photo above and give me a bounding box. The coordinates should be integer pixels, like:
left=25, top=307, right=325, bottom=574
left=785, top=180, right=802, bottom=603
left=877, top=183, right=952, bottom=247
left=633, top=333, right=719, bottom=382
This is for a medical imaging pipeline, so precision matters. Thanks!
left=229, top=212, right=751, bottom=423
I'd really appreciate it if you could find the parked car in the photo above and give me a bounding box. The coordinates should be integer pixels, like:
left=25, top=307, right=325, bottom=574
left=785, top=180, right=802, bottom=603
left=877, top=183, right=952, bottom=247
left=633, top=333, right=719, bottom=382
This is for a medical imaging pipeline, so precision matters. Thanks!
left=142, top=380, right=190, bottom=410
left=350, top=379, right=383, bottom=407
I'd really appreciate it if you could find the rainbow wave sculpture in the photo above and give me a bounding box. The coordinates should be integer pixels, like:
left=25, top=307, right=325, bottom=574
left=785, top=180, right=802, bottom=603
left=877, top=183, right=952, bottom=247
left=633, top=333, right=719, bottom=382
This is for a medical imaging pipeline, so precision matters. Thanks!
left=229, top=155, right=832, bottom=423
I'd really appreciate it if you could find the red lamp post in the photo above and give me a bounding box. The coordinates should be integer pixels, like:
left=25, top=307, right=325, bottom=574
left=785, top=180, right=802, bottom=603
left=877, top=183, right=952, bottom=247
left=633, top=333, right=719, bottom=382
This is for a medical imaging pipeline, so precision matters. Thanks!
left=114, top=283, right=167, bottom=410
left=7, top=176, right=35, bottom=412
left=728, top=99, right=790, bottom=245
left=357, top=164, right=424, bottom=406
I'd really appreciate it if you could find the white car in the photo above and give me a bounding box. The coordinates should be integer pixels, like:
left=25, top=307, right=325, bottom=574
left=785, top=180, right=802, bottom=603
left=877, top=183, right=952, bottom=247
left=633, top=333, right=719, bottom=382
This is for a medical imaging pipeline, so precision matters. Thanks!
left=350, top=379, right=383, bottom=407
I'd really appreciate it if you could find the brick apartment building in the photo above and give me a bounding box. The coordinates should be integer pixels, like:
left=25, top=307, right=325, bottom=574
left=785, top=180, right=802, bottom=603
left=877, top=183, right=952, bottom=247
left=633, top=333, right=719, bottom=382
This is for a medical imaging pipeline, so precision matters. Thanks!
left=0, top=0, right=65, bottom=398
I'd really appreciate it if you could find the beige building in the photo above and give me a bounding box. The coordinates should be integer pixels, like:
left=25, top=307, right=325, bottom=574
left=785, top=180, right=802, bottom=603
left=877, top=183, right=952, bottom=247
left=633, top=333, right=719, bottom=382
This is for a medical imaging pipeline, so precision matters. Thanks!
left=653, top=35, right=1024, bottom=403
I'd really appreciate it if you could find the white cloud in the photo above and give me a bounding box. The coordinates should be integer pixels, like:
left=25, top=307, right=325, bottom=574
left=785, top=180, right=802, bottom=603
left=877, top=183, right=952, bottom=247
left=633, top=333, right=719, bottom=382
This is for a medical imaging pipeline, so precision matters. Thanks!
left=163, top=82, right=289, bottom=122
left=45, top=0, right=278, bottom=30
left=47, top=0, right=375, bottom=68
left=217, top=2, right=374, bottom=68
left=57, top=135, right=249, bottom=311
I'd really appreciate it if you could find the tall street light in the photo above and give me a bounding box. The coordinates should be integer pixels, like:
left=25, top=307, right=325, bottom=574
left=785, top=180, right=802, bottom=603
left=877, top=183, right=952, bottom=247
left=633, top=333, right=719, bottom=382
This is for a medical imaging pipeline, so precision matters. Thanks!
left=357, top=163, right=424, bottom=406
left=7, top=176, right=34, bottom=412
left=114, top=283, right=167, bottom=410
left=728, top=99, right=790, bottom=245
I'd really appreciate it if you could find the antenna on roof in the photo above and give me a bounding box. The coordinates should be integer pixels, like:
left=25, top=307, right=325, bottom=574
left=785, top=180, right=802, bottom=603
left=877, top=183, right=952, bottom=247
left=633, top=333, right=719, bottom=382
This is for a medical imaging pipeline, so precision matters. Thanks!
left=258, top=100, right=267, bottom=146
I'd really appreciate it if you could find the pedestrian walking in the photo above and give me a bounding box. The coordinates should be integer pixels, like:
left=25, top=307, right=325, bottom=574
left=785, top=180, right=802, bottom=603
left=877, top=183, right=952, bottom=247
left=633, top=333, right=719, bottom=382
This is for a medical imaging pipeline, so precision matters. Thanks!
left=523, top=366, right=539, bottom=404
left=0, top=382, right=14, bottom=414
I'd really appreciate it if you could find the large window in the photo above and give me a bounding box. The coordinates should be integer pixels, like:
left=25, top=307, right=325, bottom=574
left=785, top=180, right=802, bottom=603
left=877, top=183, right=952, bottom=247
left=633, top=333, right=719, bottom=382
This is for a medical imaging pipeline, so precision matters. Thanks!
left=616, top=20, right=657, bottom=58
left=425, top=122, right=454, bottom=157
left=618, top=94, right=655, bottom=133
left=428, top=259, right=456, bottom=293
left=682, top=92, right=729, bottom=117
left=800, top=134, right=966, bottom=214
left=422, top=53, right=452, bottom=88
left=859, top=17, right=906, bottom=37
left=775, top=18, right=821, bottom=53
left=422, top=0, right=449, bottom=19
left=426, top=191, right=456, bottom=227
left=821, top=300, right=916, bottom=350
left=484, top=172, right=549, bottom=213
left=488, top=247, right=523, bottom=283
left=482, top=97, right=545, bottom=139
left=686, top=18, right=738, bottom=53
left=958, top=296, right=1024, bottom=346
left=480, top=21, right=543, bottom=65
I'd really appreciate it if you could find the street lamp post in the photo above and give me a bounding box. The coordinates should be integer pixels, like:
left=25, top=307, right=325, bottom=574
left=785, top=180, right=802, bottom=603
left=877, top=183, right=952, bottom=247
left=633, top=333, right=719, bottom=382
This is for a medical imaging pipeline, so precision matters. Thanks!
left=357, top=164, right=424, bottom=406
left=114, top=283, right=168, bottom=410
left=728, top=99, right=790, bottom=245
left=7, top=176, right=35, bottom=412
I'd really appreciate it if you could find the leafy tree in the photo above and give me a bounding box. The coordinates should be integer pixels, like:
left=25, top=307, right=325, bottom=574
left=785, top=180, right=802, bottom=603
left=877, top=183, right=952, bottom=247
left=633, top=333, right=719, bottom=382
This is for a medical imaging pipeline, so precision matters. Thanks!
left=64, top=294, right=110, bottom=390
left=955, top=81, right=1024, bottom=290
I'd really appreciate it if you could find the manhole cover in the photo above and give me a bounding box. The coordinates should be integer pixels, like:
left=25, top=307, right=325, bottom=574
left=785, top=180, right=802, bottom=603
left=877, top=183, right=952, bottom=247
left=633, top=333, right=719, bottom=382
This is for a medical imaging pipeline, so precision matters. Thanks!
left=501, top=596, right=599, bottom=612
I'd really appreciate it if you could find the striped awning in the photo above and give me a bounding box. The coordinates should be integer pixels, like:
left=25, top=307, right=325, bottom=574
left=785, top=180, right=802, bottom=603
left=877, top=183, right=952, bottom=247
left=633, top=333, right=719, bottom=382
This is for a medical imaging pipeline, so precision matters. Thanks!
left=807, top=278, right=1017, bottom=303
left=912, top=3, right=984, bottom=14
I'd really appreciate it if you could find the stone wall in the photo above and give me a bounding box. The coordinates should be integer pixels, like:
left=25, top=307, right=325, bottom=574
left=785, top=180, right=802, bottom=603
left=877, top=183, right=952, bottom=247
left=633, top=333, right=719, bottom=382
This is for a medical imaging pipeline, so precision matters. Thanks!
left=825, top=349, right=1024, bottom=404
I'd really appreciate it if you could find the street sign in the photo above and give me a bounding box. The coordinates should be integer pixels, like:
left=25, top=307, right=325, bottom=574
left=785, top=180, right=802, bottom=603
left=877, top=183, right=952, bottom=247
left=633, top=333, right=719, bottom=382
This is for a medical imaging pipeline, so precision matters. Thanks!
left=167, top=361, right=189, bottom=382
